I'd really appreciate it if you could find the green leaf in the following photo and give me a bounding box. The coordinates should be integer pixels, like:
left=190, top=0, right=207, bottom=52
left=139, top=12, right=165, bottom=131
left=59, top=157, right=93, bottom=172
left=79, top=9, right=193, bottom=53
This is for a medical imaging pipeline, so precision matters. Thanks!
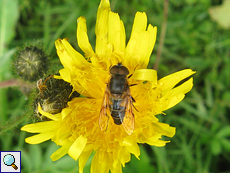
left=222, top=91, right=230, bottom=103
left=20, top=148, right=33, bottom=172
left=29, top=144, right=42, bottom=170
left=185, top=57, right=212, bottom=72
left=0, top=48, right=16, bottom=73
left=0, top=0, right=19, bottom=55
left=211, top=139, right=222, bottom=155
left=220, top=138, right=230, bottom=152
left=216, top=126, right=230, bottom=138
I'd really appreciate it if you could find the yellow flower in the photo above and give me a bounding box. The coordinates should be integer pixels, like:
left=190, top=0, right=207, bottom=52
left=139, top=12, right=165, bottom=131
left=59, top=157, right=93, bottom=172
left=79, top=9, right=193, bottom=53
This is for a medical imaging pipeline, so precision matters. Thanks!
left=21, top=0, right=195, bottom=172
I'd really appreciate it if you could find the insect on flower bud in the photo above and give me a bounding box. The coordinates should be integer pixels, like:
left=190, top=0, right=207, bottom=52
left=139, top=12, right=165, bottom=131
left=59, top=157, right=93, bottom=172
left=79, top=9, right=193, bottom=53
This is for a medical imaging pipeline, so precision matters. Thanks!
left=34, top=75, right=80, bottom=120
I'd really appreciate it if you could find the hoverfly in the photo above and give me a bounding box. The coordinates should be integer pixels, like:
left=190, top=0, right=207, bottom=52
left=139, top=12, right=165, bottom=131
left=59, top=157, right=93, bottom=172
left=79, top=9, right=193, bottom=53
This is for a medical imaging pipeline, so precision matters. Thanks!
left=99, top=63, right=136, bottom=135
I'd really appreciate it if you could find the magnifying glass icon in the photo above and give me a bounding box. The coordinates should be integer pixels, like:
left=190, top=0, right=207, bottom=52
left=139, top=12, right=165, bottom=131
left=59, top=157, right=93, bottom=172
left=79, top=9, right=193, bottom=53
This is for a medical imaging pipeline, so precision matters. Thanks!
left=3, top=154, right=18, bottom=170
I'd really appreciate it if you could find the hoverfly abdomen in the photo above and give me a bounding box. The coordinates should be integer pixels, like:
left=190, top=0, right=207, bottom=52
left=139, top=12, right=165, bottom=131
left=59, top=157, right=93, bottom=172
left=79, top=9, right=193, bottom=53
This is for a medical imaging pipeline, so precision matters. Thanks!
left=111, top=110, right=125, bottom=125
left=110, top=99, right=126, bottom=125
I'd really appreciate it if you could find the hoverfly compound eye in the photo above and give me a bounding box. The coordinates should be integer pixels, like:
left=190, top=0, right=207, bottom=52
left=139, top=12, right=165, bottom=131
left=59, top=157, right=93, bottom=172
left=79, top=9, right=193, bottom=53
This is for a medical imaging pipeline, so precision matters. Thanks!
left=110, top=63, right=129, bottom=76
left=110, top=65, right=119, bottom=74
left=119, top=66, right=129, bottom=75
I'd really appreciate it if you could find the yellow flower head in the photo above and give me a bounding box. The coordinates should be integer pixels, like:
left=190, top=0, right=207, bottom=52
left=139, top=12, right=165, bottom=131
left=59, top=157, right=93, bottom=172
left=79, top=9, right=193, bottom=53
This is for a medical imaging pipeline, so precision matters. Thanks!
left=21, top=0, right=195, bottom=172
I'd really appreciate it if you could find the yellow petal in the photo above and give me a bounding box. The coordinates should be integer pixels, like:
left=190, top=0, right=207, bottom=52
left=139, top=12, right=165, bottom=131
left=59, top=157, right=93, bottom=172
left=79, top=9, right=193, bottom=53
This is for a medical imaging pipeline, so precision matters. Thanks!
left=140, top=25, right=157, bottom=68
left=123, top=138, right=140, bottom=159
left=111, top=163, right=122, bottom=173
left=125, top=12, right=148, bottom=69
left=119, top=147, right=130, bottom=167
left=158, top=69, right=195, bottom=92
left=53, top=136, right=70, bottom=146
left=55, top=39, right=75, bottom=70
left=95, top=0, right=110, bottom=58
left=163, top=78, right=194, bottom=110
left=152, top=122, right=176, bottom=138
left=144, top=134, right=162, bottom=145
left=97, top=0, right=110, bottom=16
left=172, top=77, right=194, bottom=95
left=25, top=132, right=55, bottom=144
left=122, top=137, right=132, bottom=146
left=61, top=106, right=72, bottom=120
left=21, top=121, right=56, bottom=133
left=138, top=131, right=170, bottom=147
left=53, top=75, right=62, bottom=79
left=79, top=150, right=93, bottom=173
left=132, top=69, right=157, bottom=83
left=68, top=135, right=87, bottom=161
left=162, top=93, right=185, bottom=112
left=50, top=142, right=72, bottom=161
left=90, top=155, right=100, bottom=173
left=108, top=12, right=126, bottom=53
left=55, top=38, right=88, bottom=69
left=59, top=68, right=71, bottom=83
left=91, top=151, right=110, bottom=173
left=130, top=12, right=147, bottom=36
left=125, top=12, right=157, bottom=69
left=129, top=31, right=150, bottom=67
left=77, top=17, right=94, bottom=57
left=38, top=105, right=60, bottom=121
left=147, top=139, right=170, bottom=147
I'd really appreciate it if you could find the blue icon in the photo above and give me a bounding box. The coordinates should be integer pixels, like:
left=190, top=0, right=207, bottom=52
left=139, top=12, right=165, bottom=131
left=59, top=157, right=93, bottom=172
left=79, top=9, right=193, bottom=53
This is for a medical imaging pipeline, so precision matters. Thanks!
left=3, top=154, right=18, bottom=170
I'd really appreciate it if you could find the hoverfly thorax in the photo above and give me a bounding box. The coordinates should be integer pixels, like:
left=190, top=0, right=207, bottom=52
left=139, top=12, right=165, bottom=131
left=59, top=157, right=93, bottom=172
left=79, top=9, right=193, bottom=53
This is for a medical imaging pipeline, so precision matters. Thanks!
left=109, top=63, right=129, bottom=94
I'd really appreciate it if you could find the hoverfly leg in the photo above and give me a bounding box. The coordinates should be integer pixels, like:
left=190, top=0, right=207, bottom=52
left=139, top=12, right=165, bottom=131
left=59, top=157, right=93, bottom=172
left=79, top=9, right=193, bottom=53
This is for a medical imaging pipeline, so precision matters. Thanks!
left=128, top=74, right=133, bottom=79
left=132, top=104, right=139, bottom=112
left=131, top=96, right=136, bottom=102
left=129, top=84, right=137, bottom=87
left=128, top=63, right=139, bottom=79
left=130, top=96, right=139, bottom=112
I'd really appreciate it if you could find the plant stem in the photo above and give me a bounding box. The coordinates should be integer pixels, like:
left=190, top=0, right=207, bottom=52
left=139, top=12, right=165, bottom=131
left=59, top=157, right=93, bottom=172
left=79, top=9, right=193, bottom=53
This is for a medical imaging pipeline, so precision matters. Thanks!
left=154, top=0, right=169, bottom=70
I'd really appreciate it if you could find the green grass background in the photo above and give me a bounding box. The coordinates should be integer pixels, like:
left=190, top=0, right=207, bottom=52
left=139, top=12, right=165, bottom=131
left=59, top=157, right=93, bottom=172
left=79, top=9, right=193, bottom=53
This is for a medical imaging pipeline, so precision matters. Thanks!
left=1, top=0, right=230, bottom=172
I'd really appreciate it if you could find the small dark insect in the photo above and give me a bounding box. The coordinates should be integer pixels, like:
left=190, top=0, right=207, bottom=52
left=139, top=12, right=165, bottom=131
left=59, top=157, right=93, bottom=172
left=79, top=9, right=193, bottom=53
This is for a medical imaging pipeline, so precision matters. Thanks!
left=15, top=46, right=49, bottom=82
left=36, top=74, right=54, bottom=97
left=99, top=63, right=136, bottom=135
left=34, top=75, right=80, bottom=120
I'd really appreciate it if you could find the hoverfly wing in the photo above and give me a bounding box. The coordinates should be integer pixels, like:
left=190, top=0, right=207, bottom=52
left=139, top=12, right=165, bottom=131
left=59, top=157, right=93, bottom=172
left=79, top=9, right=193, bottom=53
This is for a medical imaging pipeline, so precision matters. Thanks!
left=99, top=86, right=110, bottom=131
left=122, top=89, right=135, bottom=135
